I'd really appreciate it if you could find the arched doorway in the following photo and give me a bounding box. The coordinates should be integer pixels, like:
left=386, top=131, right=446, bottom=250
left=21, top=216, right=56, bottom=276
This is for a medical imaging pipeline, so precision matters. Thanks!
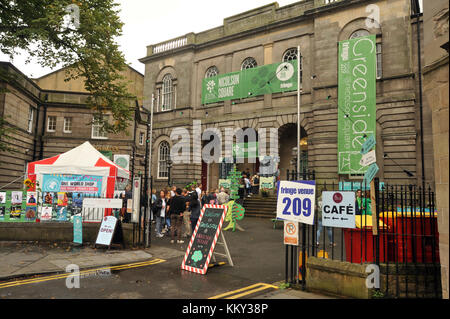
left=235, top=127, right=259, bottom=178
left=278, top=123, right=308, bottom=179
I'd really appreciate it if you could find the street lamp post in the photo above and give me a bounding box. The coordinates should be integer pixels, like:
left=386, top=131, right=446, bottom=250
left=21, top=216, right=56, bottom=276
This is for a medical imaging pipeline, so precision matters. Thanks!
left=167, top=159, right=173, bottom=186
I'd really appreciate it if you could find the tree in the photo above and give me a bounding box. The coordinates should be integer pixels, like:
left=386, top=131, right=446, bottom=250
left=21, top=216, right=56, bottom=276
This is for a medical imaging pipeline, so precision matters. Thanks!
left=0, top=0, right=135, bottom=134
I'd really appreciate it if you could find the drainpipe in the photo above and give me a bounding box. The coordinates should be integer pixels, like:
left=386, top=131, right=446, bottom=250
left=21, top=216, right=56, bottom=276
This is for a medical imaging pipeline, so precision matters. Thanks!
left=39, top=94, right=48, bottom=159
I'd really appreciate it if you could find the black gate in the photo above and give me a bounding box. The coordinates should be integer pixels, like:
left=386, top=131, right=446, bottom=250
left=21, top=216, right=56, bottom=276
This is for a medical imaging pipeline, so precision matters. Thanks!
left=285, top=171, right=442, bottom=298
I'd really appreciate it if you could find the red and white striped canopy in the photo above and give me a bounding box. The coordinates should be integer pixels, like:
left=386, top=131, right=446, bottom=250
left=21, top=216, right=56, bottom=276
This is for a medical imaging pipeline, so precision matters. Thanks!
left=27, top=141, right=130, bottom=179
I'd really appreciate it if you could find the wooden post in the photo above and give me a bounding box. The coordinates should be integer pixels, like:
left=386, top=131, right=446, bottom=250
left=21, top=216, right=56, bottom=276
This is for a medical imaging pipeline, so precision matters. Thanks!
left=370, top=180, right=377, bottom=235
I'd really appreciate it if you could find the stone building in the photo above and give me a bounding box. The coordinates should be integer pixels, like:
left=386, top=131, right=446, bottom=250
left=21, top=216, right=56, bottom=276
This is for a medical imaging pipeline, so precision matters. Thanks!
left=423, top=0, right=449, bottom=299
left=0, top=62, right=147, bottom=190
left=139, top=0, right=433, bottom=192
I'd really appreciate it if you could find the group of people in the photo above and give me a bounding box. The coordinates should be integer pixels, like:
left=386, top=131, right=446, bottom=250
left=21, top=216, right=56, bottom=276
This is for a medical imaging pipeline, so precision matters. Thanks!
left=315, top=188, right=372, bottom=247
left=150, top=183, right=232, bottom=244
left=239, top=168, right=260, bottom=198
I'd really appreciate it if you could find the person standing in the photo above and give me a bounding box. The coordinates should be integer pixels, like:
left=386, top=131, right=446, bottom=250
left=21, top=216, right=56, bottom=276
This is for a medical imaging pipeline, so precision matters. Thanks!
left=182, top=188, right=191, bottom=238
left=252, top=174, right=260, bottom=195
left=189, top=188, right=201, bottom=235
left=207, top=189, right=218, bottom=205
left=163, top=191, right=172, bottom=234
left=153, top=190, right=167, bottom=238
left=124, top=184, right=132, bottom=223
left=169, top=188, right=186, bottom=244
left=315, top=192, right=334, bottom=247
left=244, top=175, right=252, bottom=197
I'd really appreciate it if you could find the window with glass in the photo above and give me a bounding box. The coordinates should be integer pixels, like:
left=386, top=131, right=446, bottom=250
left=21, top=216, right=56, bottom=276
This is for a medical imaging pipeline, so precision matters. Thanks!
left=205, top=66, right=219, bottom=78
left=63, top=117, right=72, bottom=133
left=27, top=107, right=34, bottom=133
left=241, top=57, right=257, bottom=70
left=349, top=29, right=382, bottom=79
left=161, top=74, right=174, bottom=111
left=158, top=141, right=170, bottom=179
left=91, top=119, right=107, bottom=139
left=282, top=48, right=302, bottom=86
left=47, top=116, right=56, bottom=132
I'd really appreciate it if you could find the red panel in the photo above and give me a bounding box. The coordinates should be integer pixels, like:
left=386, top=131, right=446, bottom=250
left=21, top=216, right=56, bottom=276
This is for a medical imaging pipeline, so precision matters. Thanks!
left=27, top=155, right=59, bottom=175
left=95, top=158, right=118, bottom=176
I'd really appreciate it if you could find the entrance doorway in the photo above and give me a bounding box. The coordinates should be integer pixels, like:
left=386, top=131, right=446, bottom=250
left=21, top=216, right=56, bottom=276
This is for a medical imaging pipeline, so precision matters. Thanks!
left=278, top=123, right=308, bottom=179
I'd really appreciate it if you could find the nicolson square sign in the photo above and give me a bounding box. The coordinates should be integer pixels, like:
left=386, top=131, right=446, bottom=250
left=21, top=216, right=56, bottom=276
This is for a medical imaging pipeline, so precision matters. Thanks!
left=201, top=60, right=299, bottom=104
left=338, top=35, right=377, bottom=174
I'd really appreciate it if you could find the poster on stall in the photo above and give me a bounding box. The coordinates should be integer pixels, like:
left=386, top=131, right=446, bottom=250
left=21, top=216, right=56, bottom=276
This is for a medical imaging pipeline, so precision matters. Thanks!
left=0, top=206, right=5, bottom=221
left=11, top=191, right=23, bottom=205
left=56, top=206, right=68, bottom=221
left=0, top=192, right=6, bottom=204
left=26, top=192, right=37, bottom=205
left=57, top=192, right=68, bottom=206
left=42, top=174, right=103, bottom=196
left=41, top=206, right=53, bottom=221
left=25, top=206, right=37, bottom=222
left=43, top=192, right=55, bottom=205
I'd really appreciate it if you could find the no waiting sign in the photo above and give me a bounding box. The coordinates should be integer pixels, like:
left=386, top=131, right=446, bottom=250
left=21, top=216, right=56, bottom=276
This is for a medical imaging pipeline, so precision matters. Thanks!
left=284, top=220, right=299, bottom=246
left=322, top=191, right=356, bottom=229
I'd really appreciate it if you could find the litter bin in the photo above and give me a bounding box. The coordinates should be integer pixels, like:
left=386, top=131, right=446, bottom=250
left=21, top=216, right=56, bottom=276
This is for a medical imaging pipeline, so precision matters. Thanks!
left=343, top=215, right=388, bottom=263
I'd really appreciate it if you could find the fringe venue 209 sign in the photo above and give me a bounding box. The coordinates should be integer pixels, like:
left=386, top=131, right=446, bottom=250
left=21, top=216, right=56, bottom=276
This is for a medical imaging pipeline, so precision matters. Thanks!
left=181, top=205, right=227, bottom=275
left=338, top=35, right=376, bottom=174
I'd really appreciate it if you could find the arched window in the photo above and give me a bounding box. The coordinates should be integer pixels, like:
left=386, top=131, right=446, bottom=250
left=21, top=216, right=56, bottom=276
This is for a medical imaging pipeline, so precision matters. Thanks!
left=158, top=141, right=170, bottom=179
left=282, top=48, right=302, bottom=86
left=350, top=29, right=382, bottom=79
left=205, top=66, right=219, bottom=78
left=161, top=74, right=174, bottom=111
left=241, top=57, right=257, bottom=70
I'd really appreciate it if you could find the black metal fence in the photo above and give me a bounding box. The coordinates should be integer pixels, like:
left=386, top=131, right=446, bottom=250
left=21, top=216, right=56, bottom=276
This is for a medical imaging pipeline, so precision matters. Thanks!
left=285, top=171, right=441, bottom=298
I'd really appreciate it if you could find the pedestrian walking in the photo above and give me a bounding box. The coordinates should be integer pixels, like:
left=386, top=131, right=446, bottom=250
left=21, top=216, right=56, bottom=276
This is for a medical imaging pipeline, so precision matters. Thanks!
left=153, top=190, right=167, bottom=238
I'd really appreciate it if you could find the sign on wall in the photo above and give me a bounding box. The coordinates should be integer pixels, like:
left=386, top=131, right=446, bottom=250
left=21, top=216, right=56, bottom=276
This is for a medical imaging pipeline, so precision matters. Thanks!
left=260, top=176, right=274, bottom=189
left=338, top=35, right=376, bottom=174
left=114, top=155, right=130, bottom=171
left=42, top=174, right=103, bottom=196
left=322, top=191, right=356, bottom=229
left=284, top=220, right=299, bottom=246
left=202, top=60, right=298, bottom=104
left=276, top=180, right=316, bottom=225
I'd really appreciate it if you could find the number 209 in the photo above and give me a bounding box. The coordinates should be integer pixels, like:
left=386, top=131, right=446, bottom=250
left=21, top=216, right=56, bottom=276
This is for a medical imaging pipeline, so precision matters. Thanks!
left=282, top=197, right=312, bottom=217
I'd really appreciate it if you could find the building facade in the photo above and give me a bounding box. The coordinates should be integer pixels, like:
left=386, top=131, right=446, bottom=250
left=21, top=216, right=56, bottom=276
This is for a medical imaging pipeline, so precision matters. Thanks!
left=423, top=0, right=449, bottom=299
left=0, top=63, right=147, bottom=190
left=139, top=0, right=433, bottom=192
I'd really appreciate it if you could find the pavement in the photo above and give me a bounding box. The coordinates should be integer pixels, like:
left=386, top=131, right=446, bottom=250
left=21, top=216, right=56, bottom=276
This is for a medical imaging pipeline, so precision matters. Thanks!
left=0, top=218, right=334, bottom=299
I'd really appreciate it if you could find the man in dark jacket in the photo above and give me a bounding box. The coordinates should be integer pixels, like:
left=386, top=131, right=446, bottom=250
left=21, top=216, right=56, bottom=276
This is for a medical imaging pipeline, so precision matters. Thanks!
left=188, top=188, right=201, bottom=234
left=169, top=188, right=186, bottom=244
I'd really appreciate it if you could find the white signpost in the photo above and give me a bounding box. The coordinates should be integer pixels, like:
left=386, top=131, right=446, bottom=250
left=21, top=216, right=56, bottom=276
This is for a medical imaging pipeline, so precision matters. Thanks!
left=322, top=191, right=356, bottom=229
left=360, top=150, right=376, bottom=167
left=276, top=180, right=316, bottom=225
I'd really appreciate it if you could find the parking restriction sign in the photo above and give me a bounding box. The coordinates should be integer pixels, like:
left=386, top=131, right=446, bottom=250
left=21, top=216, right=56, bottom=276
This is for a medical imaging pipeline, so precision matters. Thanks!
left=284, top=220, right=299, bottom=246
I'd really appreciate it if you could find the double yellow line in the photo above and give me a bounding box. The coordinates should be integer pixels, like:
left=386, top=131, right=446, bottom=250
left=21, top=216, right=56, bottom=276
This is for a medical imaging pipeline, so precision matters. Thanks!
left=209, top=283, right=278, bottom=299
left=0, top=258, right=166, bottom=289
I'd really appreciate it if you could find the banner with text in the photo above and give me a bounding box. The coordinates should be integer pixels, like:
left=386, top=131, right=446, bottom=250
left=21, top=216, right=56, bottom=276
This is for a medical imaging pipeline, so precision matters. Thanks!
left=338, top=35, right=376, bottom=174
left=202, top=60, right=298, bottom=104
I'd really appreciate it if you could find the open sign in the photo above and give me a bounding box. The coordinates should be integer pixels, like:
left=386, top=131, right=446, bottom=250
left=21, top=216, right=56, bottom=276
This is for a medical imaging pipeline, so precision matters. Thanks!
left=322, top=191, right=356, bottom=229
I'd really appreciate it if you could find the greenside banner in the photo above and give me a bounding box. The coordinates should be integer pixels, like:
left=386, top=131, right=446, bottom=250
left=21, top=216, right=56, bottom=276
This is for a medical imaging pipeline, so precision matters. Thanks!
left=338, top=35, right=376, bottom=174
left=202, top=60, right=298, bottom=104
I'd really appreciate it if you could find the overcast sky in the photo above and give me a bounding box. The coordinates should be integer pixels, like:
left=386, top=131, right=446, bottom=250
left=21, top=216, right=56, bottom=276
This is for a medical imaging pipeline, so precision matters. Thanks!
left=0, top=0, right=422, bottom=78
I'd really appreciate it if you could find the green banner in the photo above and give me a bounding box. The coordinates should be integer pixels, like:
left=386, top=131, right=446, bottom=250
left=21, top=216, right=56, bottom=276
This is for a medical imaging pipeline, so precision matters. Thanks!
left=232, top=142, right=258, bottom=158
left=338, top=35, right=376, bottom=174
left=202, top=60, right=298, bottom=104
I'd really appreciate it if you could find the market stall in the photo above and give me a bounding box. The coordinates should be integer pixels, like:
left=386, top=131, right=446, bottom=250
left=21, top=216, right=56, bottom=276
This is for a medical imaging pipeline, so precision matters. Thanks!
left=25, top=141, right=130, bottom=221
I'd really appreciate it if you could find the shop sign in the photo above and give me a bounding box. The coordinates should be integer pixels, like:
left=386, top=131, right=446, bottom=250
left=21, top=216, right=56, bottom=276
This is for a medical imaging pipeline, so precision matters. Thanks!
left=276, top=180, right=316, bottom=225
left=322, top=191, right=356, bottom=228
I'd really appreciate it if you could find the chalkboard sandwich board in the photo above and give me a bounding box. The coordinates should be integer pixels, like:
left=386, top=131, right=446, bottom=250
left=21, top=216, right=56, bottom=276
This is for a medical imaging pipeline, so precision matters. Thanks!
left=181, top=204, right=227, bottom=275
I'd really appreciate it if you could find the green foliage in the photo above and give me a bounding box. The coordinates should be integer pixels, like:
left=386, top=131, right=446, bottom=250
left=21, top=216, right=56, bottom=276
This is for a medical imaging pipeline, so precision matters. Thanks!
left=371, top=289, right=385, bottom=299
left=0, top=0, right=135, bottom=135
left=278, top=282, right=290, bottom=289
